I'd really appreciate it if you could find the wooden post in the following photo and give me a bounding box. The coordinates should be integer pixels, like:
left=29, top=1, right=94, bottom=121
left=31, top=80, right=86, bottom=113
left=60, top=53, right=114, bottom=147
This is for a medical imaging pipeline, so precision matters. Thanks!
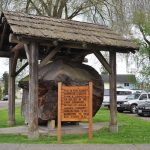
left=88, top=82, right=93, bottom=140
left=48, top=120, right=55, bottom=129
left=93, top=50, right=111, bottom=74
left=26, top=42, right=39, bottom=139
left=8, top=56, right=16, bottom=126
left=109, top=51, right=118, bottom=133
left=57, top=82, right=62, bottom=143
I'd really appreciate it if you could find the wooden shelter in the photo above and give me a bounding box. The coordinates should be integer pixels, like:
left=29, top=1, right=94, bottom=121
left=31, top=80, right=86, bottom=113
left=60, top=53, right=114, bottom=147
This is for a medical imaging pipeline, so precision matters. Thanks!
left=0, top=11, right=138, bottom=139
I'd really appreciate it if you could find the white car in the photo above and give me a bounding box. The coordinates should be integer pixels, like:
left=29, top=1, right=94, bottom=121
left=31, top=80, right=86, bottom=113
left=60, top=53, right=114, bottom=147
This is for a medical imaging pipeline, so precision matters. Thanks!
left=117, top=92, right=150, bottom=113
left=102, top=88, right=133, bottom=108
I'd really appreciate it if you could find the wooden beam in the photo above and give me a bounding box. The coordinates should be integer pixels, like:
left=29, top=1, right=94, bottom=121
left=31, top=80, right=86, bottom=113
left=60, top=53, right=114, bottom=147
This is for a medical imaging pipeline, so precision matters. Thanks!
left=17, top=35, right=136, bottom=53
left=57, top=82, right=62, bottom=143
left=8, top=57, right=16, bottom=126
left=27, top=42, right=39, bottom=139
left=0, top=51, right=10, bottom=57
left=9, top=34, right=21, bottom=44
left=109, top=51, right=118, bottom=133
left=15, top=62, right=28, bottom=76
left=93, top=50, right=111, bottom=74
left=88, top=82, right=93, bottom=140
left=11, top=44, right=24, bottom=76
left=11, top=43, right=24, bottom=53
left=12, top=51, right=19, bottom=76
left=0, top=23, right=7, bottom=49
left=39, top=47, right=61, bottom=68
left=24, top=44, right=30, bottom=62
left=62, top=43, right=136, bottom=53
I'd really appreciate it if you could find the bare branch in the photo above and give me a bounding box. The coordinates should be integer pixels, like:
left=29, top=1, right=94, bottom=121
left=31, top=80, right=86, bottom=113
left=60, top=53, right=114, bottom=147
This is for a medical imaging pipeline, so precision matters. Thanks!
left=53, top=0, right=60, bottom=17
left=28, top=0, right=42, bottom=15
left=139, top=25, right=150, bottom=46
left=39, top=0, right=51, bottom=16
left=57, top=0, right=68, bottom=18
left=25, top=0, right=31, bottom=13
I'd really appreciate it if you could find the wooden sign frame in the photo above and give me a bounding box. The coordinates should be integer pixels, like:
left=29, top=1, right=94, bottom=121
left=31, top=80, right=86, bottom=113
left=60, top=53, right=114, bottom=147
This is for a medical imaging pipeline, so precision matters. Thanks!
left=57, top=82, right=93, bottom=143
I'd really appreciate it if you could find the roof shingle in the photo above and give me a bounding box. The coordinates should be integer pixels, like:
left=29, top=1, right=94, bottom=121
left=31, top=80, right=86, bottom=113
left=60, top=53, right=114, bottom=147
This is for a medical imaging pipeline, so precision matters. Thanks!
left=1, top=11, right=139, bottom=52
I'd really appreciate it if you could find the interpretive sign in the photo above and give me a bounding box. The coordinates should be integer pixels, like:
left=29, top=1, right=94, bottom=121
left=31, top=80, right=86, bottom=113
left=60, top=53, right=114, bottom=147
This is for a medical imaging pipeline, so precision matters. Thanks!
left=61, top=85, right=89, bottom=121
left=57, top=82, right=93, bottom=143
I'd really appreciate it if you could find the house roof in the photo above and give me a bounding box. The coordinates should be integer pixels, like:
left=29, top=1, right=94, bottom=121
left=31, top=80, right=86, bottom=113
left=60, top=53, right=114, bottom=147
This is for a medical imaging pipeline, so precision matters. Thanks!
left=102, top=74, right=136, bottom=83
left=0, top=11, right=138, bottom=53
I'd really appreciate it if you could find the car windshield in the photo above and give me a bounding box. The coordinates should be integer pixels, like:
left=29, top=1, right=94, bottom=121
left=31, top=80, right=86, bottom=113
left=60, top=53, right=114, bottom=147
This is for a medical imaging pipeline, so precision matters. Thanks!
left=126, top=93, right=140, bottom=100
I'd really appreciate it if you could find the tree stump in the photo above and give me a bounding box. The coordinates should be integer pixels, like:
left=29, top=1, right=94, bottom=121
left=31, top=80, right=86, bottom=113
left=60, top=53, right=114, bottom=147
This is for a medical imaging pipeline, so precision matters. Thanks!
left=19, top=59, right=104, bottom=124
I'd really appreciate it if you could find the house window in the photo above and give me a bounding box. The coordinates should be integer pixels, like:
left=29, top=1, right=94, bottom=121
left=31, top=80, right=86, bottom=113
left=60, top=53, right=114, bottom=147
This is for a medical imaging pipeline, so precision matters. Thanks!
left=124, top=83, right=129, bottom=87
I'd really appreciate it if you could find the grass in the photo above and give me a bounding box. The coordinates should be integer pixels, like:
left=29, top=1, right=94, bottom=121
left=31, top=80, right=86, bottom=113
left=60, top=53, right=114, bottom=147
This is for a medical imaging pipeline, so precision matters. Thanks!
left=0, top=107, right=150, bottom=143
left=0, top=107, right=24, bottom=128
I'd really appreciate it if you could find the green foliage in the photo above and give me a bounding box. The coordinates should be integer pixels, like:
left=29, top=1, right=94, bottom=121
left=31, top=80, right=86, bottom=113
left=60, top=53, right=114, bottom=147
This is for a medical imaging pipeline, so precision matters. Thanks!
left=2, top=72, right=8, bottom=96
left=132, top=10, right=150, bottom=86
left=133, top=10, right=150, bottom=38
left=0, top=107, right=24, bottom=128
left=0, top=86, right=2, bottom=100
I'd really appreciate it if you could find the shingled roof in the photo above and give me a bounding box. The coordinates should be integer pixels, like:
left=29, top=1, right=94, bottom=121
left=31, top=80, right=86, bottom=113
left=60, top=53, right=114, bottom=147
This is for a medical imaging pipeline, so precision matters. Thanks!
left=1, top=11, right=138, bottom=53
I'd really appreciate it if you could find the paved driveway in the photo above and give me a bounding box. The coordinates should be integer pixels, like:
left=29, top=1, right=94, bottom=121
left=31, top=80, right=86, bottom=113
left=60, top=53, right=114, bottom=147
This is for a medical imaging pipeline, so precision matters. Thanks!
left=0, top=101, right=8, bottom=110
left=122, top=111, right=150, bottom=121
left=0, top=100, right=21, bottom=110
left=0, top=144, right=150, bottom=150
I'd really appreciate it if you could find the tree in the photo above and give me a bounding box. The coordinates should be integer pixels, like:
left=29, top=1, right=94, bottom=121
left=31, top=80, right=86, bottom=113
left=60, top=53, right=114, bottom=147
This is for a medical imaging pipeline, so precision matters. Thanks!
left=1, top=0, right=131, bottom=26
left=2, top=72, right=8, bottom=96
left=0, top=0, right=11, bottom=11
left=0, top=86, right=2, bottom=100
left=130, top=10, right=150, bottom=88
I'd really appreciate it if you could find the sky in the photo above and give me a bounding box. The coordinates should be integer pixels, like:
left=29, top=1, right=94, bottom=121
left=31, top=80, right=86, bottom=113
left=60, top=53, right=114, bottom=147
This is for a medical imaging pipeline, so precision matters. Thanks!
left=85, top=54, right=128, bottom=74
left=0, top=54, right=128, bottom=78
left=0, top=58, right=9, bottom=78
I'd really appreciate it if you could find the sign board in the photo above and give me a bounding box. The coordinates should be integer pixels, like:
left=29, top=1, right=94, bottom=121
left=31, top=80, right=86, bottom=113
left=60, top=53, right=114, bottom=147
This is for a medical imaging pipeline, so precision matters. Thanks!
left=61, top=85, right=89, bottom=121
left=57, top=82, right=93, bottom=143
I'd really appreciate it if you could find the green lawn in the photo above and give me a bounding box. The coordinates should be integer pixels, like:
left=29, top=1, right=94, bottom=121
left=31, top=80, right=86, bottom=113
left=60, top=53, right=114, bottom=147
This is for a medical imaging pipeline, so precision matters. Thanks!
left=0, top=107, right=24, bottom=128
left=0, top=107, right=150, bottom=144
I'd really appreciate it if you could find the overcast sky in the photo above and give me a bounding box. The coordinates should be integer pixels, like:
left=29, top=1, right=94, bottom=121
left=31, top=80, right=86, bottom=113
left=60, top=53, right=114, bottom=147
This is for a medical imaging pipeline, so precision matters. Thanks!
left=0, top=58, right=9, bottom=78
left=0, top=55, right=127, bottom=78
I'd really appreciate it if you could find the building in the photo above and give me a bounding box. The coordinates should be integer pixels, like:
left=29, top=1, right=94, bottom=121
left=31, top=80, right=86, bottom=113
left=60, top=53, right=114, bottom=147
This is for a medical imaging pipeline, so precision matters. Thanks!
left=102, top=74, right=137, bottom=89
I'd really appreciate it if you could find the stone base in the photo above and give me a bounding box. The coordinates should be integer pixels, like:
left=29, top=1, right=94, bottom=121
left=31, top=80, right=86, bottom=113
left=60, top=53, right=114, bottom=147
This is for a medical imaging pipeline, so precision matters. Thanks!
left=28, top=130, right=39, bottom=139
left=109, top=124, right=118, bottom=133
left=8, top=120, right=16, bottom=126
left=0, top=122, right=108, bottom=136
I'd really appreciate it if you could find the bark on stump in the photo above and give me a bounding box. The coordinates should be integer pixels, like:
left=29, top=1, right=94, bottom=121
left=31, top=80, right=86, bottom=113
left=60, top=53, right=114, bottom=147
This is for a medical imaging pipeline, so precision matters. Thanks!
left=19, top=59, right=104, bottom=124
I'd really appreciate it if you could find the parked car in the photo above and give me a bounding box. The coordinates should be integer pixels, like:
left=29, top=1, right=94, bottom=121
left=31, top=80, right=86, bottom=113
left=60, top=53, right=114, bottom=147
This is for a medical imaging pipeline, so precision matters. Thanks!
left=3, top=95, right=8, bottom=101
left=103, top=88, right=133, bottom=108
left=117, top=92, right=150, bottom=113
left=137, top=101, right=150, bottom=116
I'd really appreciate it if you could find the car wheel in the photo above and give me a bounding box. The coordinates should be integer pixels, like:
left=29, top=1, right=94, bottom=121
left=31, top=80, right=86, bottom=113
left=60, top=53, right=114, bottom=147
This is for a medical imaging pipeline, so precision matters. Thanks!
left=130, top=104, right=137, bottom=114
left=117, top=110, right=123, bottom=113
left=137, top=113, right=144, bottom=117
